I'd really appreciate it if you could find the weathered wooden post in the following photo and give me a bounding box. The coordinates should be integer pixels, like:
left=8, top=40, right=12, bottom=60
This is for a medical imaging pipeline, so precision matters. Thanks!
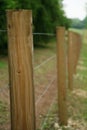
left=68, top=31, right=82, bottom=90
left=7, top=10, right=36, bottom=130
left=56, top=27, right=67, bottom=125
left=68, top=31, right=74, bottom=90
left=73, top=33, right=82, bottom=74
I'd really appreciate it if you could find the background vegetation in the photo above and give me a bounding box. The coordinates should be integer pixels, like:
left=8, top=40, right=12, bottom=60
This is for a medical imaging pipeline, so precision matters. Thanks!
left=0, top=0, right=71, bottom=54
left=71, top=16, right=87, bottom=29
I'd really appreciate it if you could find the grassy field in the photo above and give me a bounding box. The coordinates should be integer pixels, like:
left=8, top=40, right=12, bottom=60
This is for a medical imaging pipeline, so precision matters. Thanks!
left=41, top=29, right=87, bottom=130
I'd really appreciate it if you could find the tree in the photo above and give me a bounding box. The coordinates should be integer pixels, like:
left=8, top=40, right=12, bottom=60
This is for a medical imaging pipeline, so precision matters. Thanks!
left=0, top=0, right=71, bottom=54
left=33, top=0, right=71, bottom=44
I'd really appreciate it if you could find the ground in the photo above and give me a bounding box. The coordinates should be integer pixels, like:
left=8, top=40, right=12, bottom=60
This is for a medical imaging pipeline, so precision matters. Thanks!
left=0, top=29, right=87, bottom=130
left=0, top=41, right=57, bottom=130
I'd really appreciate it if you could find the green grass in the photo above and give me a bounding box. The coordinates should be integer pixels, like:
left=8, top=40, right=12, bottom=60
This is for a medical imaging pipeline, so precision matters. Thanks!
left=0, top=61, right=7, bottom=68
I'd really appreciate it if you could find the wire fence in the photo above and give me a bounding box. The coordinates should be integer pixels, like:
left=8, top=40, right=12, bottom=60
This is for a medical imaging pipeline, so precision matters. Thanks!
left=0, top=53, right=57, bottom=129
left=0, top=54, right=56, bottom=89
left=0, top=37, right=56, bottom=130
left=0, top=20, right=57, bottom=129
left=0, top=12, right=84, bottom=130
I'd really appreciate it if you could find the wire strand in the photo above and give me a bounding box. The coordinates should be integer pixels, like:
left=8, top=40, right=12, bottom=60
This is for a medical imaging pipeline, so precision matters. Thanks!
left=0, top=29, right=55, bottom=36
left=35, top=76, right=56, bottom=106
left=34, top=55, right=56, bottom=71
left=33, top=32, right=55, bottom=36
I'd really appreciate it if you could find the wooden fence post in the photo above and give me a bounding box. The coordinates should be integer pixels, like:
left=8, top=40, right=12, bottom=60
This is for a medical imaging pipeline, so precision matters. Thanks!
left=73, top=33, right=78, bottom=74
left=68, top=31, right=74, bottom=90
left=56, top=27, right=67, bottom=125
left=68, top=31, right=82, bottom=90
left=73, top=33, right=82, bottom=74
left=7, top=10, right=36, bottom=130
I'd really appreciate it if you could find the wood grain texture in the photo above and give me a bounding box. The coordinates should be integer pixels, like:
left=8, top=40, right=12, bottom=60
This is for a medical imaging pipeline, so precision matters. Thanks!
left=7, top=10, right=36, bottom=130
left=68, top=31, right=82, bottom=90
left=73, top=33, right=82, bottom=74
left=56, top=27, right=67, bottom=125
left=68, top=31, right=74, bottom=90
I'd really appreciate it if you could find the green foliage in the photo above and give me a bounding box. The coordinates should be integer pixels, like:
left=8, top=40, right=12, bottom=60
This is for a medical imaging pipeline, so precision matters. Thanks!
left=71, top=17, right=87, bottom=29
left=0, top=0, right=71, bottom=54
left=0, top=61, right=7, bottom=68
left=0, top=0, right=17, bottom=54
left=71, top=18, right=83, bottom=29
left=82, top=16, right=87, bottom=28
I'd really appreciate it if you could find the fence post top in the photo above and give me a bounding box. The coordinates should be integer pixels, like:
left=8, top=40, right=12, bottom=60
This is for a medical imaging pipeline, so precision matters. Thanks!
left=6, top=9, right=32, bottom=14
left=56, top=26, right=65, bottom=30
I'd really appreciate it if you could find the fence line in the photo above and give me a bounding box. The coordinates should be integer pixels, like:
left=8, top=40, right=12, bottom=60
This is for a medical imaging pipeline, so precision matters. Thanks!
left=0, top=9, right=82, bottom=130
left=34, top=55, right=56, bottom=71
left=36, top=76, right=56, bottom=105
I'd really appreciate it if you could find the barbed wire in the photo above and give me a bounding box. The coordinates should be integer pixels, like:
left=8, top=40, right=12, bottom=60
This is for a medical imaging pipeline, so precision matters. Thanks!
left=35, top=76, right=56, bottom=106
left=34, top=55, right=56, bottom=71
